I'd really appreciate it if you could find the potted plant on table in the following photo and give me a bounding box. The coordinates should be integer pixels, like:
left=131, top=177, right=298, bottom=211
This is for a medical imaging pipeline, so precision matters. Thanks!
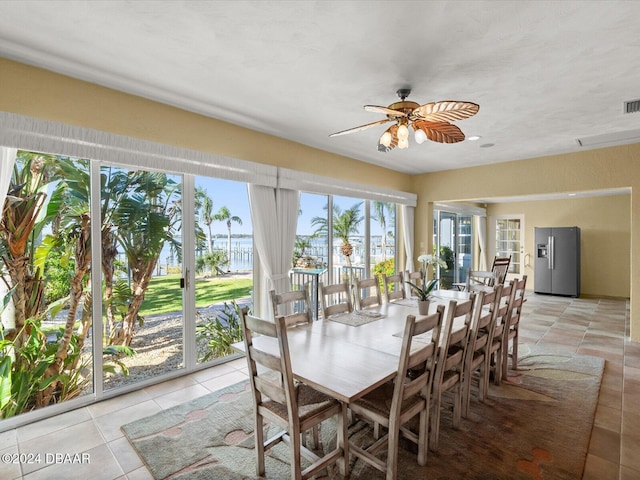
left=407, top=254, right=447, bottom=315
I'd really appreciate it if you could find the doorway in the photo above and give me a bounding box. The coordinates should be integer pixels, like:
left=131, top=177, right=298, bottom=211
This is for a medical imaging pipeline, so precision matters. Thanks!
left=489, top=214, right=524, bottom=282
left=434, top=210, right=472, bottom=289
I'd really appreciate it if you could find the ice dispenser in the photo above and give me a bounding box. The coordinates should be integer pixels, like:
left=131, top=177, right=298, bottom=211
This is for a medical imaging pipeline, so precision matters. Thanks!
left=537, top=243, right=548, bottom=259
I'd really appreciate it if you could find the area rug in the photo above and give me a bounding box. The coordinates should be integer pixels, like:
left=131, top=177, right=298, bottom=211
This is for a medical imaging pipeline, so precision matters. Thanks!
left=122, top=351, right=604, bottom=480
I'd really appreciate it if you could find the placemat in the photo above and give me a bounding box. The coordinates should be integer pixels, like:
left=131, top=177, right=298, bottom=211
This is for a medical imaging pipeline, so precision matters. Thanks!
left=327, top=310, right=385, bottom=326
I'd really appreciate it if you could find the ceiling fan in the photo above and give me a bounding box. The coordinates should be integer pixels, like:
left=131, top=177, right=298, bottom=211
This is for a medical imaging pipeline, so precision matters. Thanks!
left=329, top=89, right=479, bottom=152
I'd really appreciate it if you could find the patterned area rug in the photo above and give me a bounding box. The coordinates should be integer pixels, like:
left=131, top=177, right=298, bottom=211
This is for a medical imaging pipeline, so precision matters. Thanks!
left=122, top=351, right=604, bottom=480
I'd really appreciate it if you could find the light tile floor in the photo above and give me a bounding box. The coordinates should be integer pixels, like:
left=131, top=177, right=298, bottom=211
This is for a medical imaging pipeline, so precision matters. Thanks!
left=0, top=293, right=636, bottom=479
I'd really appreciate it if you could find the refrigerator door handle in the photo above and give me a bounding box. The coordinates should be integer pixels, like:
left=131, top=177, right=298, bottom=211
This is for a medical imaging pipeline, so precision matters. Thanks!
left=550, top=235, right=555, bottom=270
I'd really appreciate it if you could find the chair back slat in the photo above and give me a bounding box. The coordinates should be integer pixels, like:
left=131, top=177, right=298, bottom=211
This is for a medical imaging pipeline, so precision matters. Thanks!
left=383, top=271, right=406, bottom=302
left=319, top=281, right=353, bottom=318
left=490, top=256, right=511, bottom=285
left=270, top=289, right=313, bottom=326
left=353, top=277, right=382, bottom=309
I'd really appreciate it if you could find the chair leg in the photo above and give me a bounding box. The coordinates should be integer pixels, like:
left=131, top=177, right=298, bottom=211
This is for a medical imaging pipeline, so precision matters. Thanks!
left=493, top=349, right=503, bottom=385
left=386, top=423, right=400, bottom=480
left=429, top=393, right=442, bottom=451
left=417, top=406, right=429, bottom=466
left=461, top=374, right=470, bottom=419
left=254, top=413, right=266, bottom=477
left=513, top=332, right=519, bottom=369
left=290, top=425, right=302, bottom=480
left=452, top=384, right=462, bottom=429
left=339, top=403, right=350, bottom=478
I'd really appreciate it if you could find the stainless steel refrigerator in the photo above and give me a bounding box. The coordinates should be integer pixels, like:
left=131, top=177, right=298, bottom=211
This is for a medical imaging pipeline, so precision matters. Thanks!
left=534, top=226, right=581, bottom=297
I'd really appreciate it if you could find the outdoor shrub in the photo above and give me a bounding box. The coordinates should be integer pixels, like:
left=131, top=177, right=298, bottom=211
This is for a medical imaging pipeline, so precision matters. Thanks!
left=373, top=258, right=395, bottom=290
left=43, top=248, right=72, bottom=304
left=196, top=300, right=248, bottom=361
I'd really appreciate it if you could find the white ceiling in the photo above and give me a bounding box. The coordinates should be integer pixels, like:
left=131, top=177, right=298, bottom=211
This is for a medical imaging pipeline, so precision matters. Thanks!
left=1, top=0, right=639, bottom=176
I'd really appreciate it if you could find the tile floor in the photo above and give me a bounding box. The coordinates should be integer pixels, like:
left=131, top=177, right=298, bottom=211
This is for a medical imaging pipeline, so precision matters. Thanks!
left=0, top=293, right=637, bottom=479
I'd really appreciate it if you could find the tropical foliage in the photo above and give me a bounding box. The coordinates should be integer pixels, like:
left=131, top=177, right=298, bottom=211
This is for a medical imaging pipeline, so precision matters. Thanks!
left=0, top=151, right=186, bottom=417
left=196, top=300, right=247, bottom=361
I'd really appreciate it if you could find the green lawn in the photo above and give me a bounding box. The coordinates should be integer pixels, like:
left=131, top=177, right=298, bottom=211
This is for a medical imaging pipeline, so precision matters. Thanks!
left=140, top=274, right=253, bottom=317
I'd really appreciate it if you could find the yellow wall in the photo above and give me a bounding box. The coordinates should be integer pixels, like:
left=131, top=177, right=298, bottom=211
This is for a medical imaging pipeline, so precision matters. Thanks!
left=0, top=58, right=411, bottom=192
left=1, top=57, right=639, bottom=340
left=486, top=195, right=631, bottom=297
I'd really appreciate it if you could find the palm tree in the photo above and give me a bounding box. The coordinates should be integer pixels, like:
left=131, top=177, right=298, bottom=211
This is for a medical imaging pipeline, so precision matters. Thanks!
left=371, top=201, right=395, bottom=261
left=108, top=171, right=181, bottom=346
left=311, top=202, right=363, bottom=267
left=214, top=206, right=242, bottom=272
left=196, top=187, right=215, bottom=253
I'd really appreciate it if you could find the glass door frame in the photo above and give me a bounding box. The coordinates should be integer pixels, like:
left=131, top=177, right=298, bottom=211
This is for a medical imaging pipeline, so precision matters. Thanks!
left=433, top=210, right=473, bottom=288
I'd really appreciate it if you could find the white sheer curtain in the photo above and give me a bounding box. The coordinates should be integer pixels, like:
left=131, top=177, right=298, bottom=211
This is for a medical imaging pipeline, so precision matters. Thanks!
left=401, top=205, right=415, bottom=273
left=401, top=205, right=415, bottom=296
left=247, top=185, right=300, bottom=318
left=0, top=147, right=17, bottom=218
left=476, top=215, right=488, bottom=270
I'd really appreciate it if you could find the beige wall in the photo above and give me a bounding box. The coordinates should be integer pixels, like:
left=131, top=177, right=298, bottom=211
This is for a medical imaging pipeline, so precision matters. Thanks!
left=2, top=57, right=639, bottom=341
left=486, top=195, right=631, bottom=297
left=411, top=145, right=640, bottom=340
left=0, top=58, right=412, bottom=192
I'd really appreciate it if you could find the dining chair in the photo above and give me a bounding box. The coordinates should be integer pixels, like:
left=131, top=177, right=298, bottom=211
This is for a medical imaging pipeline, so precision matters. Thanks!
left=240, top=308, right=348, bottom=480
left=353, top=276, right=382, bottom=309
left=319, top=281, right=353, bottom=319
left=465, top=270, right=496, bottom=292
left=486, top=280, right=516, bottom=385
left=405, top=270, right=423, bottom=289
left=270, top=288, right=313, bottom=327
left=429, top=294, right=475, bottom=452
left=348, top=306, right=445, bottom=479
left=490, top=255, right=511, bottom=285
left=502, top=275, right=528, bottom=380
left=382, top=271, right=406, bottom=303
left=461, top=285, right=502, bottom=418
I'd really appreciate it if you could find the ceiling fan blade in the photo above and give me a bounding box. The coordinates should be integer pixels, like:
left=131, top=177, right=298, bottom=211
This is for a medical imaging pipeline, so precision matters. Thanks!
left=329, top=118, right=392, bottom=137
left=364, top=105, right=407, bottom=117
left=412, top=101, right=479, bottom=123
left=413, top=121, right=466, bottom=143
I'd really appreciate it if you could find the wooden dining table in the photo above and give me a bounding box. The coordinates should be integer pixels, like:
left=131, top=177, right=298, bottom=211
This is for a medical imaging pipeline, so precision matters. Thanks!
left=232, top=289, right=475, bottom=404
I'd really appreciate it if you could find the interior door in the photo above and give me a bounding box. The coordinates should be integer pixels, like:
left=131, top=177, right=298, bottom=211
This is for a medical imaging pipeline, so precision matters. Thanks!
left=490, top=215, right=524, bottom=282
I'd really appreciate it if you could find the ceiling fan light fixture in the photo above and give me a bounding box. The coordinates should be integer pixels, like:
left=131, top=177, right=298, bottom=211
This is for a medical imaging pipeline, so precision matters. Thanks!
left=414, top=128, right=427, bottom=144
left=329, top=89, right=479, bottom=152
left=397, top=123, right=409, bottom=140
left=379, top=131, right=392, bottom=147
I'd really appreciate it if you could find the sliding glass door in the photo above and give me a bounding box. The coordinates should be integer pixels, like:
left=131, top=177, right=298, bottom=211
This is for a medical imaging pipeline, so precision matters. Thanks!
left=434, top=210, right=472, bottom=289
left=101, top=165, right=185, bottom=391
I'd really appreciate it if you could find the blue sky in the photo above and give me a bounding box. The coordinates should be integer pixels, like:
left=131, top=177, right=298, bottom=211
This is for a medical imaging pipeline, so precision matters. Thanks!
left=194, top=176, right=392, bottom=237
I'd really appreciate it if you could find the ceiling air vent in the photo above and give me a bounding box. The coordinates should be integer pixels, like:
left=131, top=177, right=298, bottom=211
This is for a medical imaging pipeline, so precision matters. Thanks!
left=624, top=99, right=640, bottom=114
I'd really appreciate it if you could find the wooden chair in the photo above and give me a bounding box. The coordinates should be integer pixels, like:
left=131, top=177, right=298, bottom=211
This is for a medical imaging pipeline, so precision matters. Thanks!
left=486, top=280, right=516, bottom=385
left=465, top=270, right=496, bottom=292
left=382, top=271, right=406, bottom=303
left=405, top=270, right=423, bottom=290
left=353, top=276, right=382, bottom=309
left=349, top=307, right=445, bottom=479
left=270, top=288, right=313, bottom=327
left=461, top=285, right=502, bottom=418
left=429, top=294, right=475, bottom=451
left=319, top=281, right=353, bottom=319
left=502, top=275, right=528, bottom=380
left=490, top=255, right=511, bottom=285
left=240, top=309, right=348, bottom=480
